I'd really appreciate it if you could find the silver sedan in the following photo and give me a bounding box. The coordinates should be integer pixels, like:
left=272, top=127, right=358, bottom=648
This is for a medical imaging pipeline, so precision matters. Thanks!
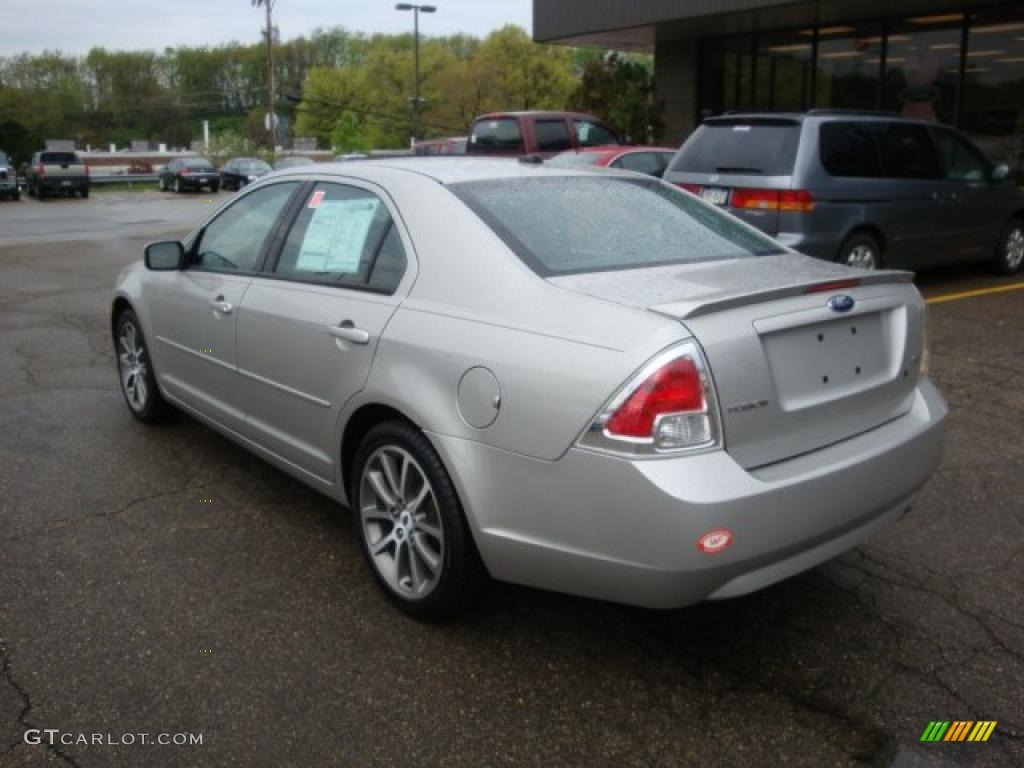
left=111, top=159, right=947, bottom=619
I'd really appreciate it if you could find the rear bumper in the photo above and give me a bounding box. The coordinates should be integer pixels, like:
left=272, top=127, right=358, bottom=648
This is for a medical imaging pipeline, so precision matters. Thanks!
left=432, top=378, right=947, bottom=609
left=178, top=177, right=218, bottom=188
left=37, top=178, right=88, bottom=191
left=775, top=230, right=840, bottom=262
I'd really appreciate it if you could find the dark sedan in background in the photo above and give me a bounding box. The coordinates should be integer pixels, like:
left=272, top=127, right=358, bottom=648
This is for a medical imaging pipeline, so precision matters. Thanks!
left=159, top=158, right=219, bottom=194
left=219, top=157, right=271, bottom=190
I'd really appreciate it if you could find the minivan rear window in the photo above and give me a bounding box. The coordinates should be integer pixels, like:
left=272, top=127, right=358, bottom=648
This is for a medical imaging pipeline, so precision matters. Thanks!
left=670, top=119, right=800, bottom=176
left=451, top=176, right=784, bottom=276
left=469, top=118, right=523, bottom=152
left=40, top=152, right=79, bottom=164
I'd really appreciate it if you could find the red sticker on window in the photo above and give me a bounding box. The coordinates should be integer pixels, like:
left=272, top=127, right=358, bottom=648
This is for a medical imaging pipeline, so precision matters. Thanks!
left=308, top=190, right=325, bottom=209
left=696, top=529, right=734, bottom=554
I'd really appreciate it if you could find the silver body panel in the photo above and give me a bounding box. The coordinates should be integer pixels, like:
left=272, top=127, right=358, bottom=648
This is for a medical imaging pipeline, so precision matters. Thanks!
left=112, top=158, right=947, bottom=609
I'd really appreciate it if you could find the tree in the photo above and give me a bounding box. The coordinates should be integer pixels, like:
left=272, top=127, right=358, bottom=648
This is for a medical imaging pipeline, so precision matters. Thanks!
left=330, top=112, right=369, bottom=154
left=570, top=51, right=663, bottom=143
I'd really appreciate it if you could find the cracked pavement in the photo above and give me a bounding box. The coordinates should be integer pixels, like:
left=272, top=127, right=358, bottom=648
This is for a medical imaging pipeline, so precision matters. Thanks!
left=0, top=192, right=1021, bottom=767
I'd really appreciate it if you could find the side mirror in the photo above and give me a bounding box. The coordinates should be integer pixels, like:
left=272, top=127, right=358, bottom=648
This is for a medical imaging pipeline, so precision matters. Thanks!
left=992, top=163, right=1010, bottom=182
left=145, top=240, right=185, bottom=270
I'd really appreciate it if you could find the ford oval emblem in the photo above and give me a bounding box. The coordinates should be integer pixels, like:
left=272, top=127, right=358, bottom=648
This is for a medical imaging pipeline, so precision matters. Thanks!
left=827, top=294, right=856, bottom=313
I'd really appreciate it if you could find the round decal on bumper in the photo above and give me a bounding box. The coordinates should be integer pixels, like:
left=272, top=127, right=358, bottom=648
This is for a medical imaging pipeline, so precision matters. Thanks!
left=697, top=529, right=734, bottom=554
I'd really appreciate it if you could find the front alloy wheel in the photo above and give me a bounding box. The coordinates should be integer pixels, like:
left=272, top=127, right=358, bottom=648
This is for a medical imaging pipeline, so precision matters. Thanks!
left=115, top=310, right=170, bottom=423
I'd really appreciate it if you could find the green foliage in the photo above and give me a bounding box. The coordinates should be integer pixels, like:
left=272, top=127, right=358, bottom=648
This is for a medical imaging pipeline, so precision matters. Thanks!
left=570, top=52, right=663, bottom=144
left=330, top=112, right=370, bottom=154
left=202, top=130, right=272, bottom=167
left=0, top=24, right=636, bottom=154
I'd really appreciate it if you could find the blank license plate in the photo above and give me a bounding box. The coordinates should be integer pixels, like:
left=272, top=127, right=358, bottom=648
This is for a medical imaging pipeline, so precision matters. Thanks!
left=701, top=187, right=728, bottom=205
left=61, top=180, right=72, bottom=186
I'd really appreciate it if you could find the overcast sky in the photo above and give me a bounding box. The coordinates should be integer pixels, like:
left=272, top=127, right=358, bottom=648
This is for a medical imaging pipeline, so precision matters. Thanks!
left=0, top=0, right=533, bottom=56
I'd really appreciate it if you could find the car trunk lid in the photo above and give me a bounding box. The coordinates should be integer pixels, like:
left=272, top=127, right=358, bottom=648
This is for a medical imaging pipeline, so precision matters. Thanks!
left=548, top=254, right=927, bottom=469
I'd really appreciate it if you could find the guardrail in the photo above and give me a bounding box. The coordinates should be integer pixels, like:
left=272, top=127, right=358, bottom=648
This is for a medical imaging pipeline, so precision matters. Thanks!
left=90, top=174, right=159, bottom=186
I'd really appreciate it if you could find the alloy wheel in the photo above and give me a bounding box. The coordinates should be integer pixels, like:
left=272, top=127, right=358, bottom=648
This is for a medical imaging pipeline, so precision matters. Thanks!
left=359, top=445, right=444, bottom=599
left=846, top=244, right=877, bottom=270
left=118, top=321, right=149, bottom=412
left=1004, top=226, right=1024, bottom=272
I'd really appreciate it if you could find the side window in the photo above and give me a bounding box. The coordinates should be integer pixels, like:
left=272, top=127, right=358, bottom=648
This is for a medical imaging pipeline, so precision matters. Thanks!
left=820, top=122, right=882, bottom=178
left=534, top=120, right=572, bottom=152
left=872, top=123, right=941, bottom=180
left=275, top=183, right=406, bottom=291
left=574, top=120, right=619, bottom=147
left=933, top=129, right=989, bottom=182
left=192, top=182, right=299, bottom=272
left=613, top=152, right=664, bottom=176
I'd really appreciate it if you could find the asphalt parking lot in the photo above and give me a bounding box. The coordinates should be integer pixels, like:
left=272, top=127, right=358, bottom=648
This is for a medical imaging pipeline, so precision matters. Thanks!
left=0, top=190, right=1021, bottom=768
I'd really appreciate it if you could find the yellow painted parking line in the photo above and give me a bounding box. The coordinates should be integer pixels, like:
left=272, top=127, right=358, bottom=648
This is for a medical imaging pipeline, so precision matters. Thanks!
left=925, top=281, right=1024, bottom=305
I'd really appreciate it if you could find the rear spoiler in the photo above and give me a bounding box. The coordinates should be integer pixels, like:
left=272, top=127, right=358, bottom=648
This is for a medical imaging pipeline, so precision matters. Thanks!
left=650, top=270, right=915, bottom=320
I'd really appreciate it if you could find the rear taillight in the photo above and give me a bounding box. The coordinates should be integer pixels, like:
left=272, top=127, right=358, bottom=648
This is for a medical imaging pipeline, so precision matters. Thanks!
left=180, top=168, right=190, bottom=175
left=579, top=342, right=720, bottom=456
left=676, top=183, right=700, bottom=195
left=36, top=164, right=45, bottom=178
left=731, top=188, right=814, bottom=212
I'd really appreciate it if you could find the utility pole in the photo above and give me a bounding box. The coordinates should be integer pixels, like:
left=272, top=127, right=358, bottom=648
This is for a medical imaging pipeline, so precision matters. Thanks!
left=254, top=0, right=276, bottom=151
left=395, top=4, right=437, bottom=142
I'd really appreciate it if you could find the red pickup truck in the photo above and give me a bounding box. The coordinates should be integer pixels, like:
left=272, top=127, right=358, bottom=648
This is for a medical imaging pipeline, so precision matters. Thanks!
left=465, top=111, right=622, bottom=158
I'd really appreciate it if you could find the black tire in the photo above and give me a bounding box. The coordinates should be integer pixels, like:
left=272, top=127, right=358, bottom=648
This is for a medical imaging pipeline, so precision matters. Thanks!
left=80, top=187, right=89, bottom=199
left=12, top=189, right=19, bottom=201
left=351, top=420, right=487, bottom=620
left=113, top=309, right=172, bottom=424
left=991, top=217, right=1024, bottom=276
left=210, top=183, right=219, bottom=193
left=837, top=231, right=882, bottom=270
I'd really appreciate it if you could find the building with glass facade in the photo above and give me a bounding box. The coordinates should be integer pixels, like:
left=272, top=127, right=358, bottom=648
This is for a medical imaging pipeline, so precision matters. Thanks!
left=534, top=1, right=1024, bottom=181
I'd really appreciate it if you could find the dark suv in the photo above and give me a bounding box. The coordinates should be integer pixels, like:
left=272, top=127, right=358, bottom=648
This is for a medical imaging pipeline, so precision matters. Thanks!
left=664, top=111, right=1024, bottom=274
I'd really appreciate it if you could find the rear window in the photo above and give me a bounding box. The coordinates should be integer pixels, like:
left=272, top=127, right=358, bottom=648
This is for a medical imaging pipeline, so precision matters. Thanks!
left=40, top=152, right=79, bottom=164
left=670, top=120, right=800, bottom=176
left=820, top=121, right=941, bottom=180
left=469, top=118, right=523, bottom=152
left=185, top=159, right=214, bottom=170
left=546, top=151, right=604, bottom=168
left=450, top=176, right=784, bottom=277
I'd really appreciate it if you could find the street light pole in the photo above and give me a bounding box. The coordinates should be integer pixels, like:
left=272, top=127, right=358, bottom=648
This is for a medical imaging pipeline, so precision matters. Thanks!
left=395, top=3, right=437, bottom=143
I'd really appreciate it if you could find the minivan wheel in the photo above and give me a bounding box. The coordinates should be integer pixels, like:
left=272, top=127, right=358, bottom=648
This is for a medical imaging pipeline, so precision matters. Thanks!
left=352, top=420, right=487, bottom=620
left=839, top=232, right=882, bottom=270
left=115, top=310, right=172, bottom=424
left=992, top=218, right=1024, bottom=275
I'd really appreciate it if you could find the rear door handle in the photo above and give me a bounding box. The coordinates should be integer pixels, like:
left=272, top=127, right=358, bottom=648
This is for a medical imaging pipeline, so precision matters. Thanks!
left=328, top=321, right=370, bottom=345
left=209, top=297, right=234, bottom=314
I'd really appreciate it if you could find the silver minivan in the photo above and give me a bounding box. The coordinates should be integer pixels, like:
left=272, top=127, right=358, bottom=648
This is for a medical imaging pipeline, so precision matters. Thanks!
left=664, top=111, right=1024, bottom=274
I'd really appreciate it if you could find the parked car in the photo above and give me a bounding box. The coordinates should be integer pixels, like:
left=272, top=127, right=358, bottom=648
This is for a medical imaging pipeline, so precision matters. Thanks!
left=26, top=150, right=89, bottom=199
left=547, top=146, right=677, bottom=177
left=466, top=111, right=622, bottom=158
left=111, top=159, right=946, bottom=619
left=273, top=156, right=315, bottom=170
left=0, top=150, right=19, bottom=200
left=664, top=111, right=1024, bottom=274
left=219, top=157, right=271, bottom=190
left=159, top=158, right=219, bottom=193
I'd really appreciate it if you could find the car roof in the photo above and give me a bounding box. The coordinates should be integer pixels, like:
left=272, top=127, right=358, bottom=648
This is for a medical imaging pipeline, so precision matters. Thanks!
left=705, top=110, right=942, bottom=127
left=270, top=156, right=619, bottom=185
left=474, top=111, right=604, bottom=121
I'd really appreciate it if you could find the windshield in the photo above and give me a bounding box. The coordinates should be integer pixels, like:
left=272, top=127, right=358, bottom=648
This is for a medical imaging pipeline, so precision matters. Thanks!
left=670, top=119, right=800, bottom=176
left=450, top=176, right=784, bottom=276
left=547, top=152, right=605, bottom=168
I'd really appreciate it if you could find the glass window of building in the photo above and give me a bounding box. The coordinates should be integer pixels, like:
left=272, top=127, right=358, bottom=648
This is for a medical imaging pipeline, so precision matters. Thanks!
left=883, top=14, right=964, bottom=125
left=814, top=24, right=884, bottom=108
left=700, top=36, right=754, bottom=117
left=755, top=30, right=813, bottom=111
left=960, top=8, right=1024, bottom=184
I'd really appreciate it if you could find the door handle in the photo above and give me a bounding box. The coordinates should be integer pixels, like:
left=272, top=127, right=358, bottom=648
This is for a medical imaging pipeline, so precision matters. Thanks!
left=328, top=321, right=370, bottom=345
left=209, top=297, right=234, bottom=315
